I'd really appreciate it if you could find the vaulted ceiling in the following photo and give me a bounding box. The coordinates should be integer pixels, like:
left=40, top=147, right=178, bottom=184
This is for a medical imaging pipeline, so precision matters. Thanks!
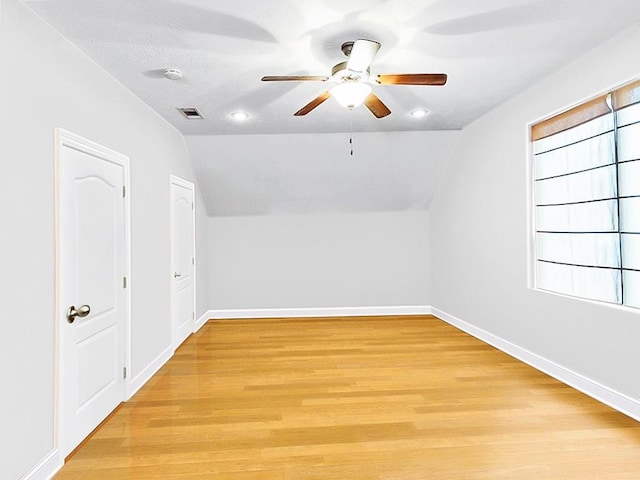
left=22, top=0, right=640, bottom=215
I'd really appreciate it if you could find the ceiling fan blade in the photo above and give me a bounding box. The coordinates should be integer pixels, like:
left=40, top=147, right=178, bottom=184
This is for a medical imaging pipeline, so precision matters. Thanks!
left=294, top=92, right=331, bottom=116
left=376, top=73, right=448, bottom=86
left=261, top=75, right=328, bottom=82
left=364, top=92, right=391, bottom=118
left=347, top=39, right=381, bottom=73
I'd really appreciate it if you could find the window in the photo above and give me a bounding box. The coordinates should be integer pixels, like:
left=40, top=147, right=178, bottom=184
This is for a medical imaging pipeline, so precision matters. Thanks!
left=531, top=79, right=640, bottom=309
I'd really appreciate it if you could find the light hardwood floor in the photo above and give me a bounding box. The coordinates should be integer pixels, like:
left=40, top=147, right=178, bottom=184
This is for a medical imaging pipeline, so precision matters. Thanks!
left=55, top=315, right=640, bottom=479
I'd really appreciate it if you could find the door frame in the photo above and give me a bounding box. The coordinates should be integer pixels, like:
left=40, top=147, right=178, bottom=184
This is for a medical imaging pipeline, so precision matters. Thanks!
left=169, top=175, right=196, bottom=351
left=54, top=128, right=132, bottom=456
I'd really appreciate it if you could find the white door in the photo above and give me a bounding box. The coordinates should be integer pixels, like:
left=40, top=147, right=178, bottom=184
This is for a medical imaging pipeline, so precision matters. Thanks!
left=170, top=176, right=195, bottom=349
left=57, top=129, right=128, bottom=458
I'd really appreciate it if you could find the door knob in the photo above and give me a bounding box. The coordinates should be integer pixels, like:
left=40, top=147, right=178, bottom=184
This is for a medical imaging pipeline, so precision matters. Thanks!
left=174, top=272, right=182, bottom=278
left=67, top=304, right=91, bottom=324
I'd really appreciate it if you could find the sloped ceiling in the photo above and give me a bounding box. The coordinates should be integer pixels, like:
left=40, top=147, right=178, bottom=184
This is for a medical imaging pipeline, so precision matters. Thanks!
left=21, top=0, right=640, bottom=215
left=186, top=131, right=461, bottom=216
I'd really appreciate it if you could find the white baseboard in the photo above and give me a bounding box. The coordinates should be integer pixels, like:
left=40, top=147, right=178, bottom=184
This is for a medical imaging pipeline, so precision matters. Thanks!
left=195, top=311, right=210, bottom=332
left=20, top=449, right=61, bottom=480
left=126, top=345, right=173, bottom=400
left=206, top=305, right=432, bottom=320
left=431, top=307, right=640, bottom=421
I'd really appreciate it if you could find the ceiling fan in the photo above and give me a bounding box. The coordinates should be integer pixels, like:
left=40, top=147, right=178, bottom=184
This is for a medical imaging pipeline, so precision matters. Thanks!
left=261, top=39, right=447, bottom=118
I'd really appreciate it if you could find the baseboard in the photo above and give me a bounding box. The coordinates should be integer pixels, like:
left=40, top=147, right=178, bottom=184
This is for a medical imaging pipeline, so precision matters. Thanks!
left=195, top=311, right=211, bottom=332
left=126, top=345, right=173, bottom=400
left=431, top=307, right=640, bottom=421
left=206, top=305, right=432, bottom=320
left=20, top=449, right=61, bottom=480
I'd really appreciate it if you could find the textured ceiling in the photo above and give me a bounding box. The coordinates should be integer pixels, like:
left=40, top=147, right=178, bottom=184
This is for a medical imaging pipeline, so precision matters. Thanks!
left=23, top=0, right=640, bottom=135
left=20, top=0, right=640, bottom=216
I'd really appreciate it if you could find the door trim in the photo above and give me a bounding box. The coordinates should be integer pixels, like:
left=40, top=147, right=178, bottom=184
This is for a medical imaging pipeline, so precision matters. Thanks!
left=54, top=128, right=132, bottom=456
left=169, top=175, right=196, bottom=351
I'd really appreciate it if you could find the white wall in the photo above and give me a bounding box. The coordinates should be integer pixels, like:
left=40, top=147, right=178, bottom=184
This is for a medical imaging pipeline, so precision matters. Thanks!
left=0, top=1, right=206, bottom=478
left=186, top=131, right=461, bottom=216
left=431, top=25, right=640, bottom=404
left=195, top=188, right=210, bottom=319
left=208, top=211, right=431, bottom=310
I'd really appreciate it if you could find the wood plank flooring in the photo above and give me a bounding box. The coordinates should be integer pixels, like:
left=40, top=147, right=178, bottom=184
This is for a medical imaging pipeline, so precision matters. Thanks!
left=54, top=315, right=640, bottom=479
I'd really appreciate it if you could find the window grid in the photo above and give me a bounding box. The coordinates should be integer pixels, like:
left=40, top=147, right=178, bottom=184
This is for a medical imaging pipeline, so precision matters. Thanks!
left=533, top=92, right=640, bottom=309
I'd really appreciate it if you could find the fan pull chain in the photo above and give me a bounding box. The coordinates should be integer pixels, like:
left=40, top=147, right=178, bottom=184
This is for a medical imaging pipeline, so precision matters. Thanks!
left=349, top=110, right=354, bottom=156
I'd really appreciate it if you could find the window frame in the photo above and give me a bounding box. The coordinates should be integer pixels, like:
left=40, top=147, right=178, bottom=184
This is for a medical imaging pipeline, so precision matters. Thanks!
left=528, top=77, right=640, bottom=312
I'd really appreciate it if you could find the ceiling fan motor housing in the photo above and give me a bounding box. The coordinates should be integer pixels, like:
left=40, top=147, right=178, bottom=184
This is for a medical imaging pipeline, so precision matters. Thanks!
left=260, top=38, right=446, bottom=118
left=331, top=61, right=369, bottom=83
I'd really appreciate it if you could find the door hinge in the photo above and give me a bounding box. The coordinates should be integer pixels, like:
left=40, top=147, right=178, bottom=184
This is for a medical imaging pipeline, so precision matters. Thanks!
left=123, top=276, right=127, bottom=288
left=123, top=367, right=127, bottom=379
left=192, top=257, right=195, bottom=265
left=122, top=186, right=126, bottom=198
left=192, top=312, right=195, bottom=320
left=191, top=201, right=194, bottom=210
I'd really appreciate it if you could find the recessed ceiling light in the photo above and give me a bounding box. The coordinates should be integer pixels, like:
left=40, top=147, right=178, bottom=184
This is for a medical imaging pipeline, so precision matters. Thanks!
left=230, top=111, right=250, bottom=121
left=410, top=109, right=430, bottom=118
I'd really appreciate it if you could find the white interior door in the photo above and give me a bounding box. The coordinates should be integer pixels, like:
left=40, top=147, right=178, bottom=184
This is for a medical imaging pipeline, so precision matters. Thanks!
left=170, top=177, right=195, bottom=349
left=57, top=130, right=128, bottom=459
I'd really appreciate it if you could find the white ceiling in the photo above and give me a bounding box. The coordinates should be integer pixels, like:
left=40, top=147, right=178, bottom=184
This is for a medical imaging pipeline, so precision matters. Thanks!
left=23, top=0, right=640, bottom=135
left=21, top=0, right=640, bottom=216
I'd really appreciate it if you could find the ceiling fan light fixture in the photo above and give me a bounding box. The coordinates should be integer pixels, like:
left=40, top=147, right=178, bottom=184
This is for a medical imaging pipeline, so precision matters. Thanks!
left=230, top=111, right=250, bottom=121
left=410, top=109, right=430, bottom=118
left=330, top=82, right=372, bottom=110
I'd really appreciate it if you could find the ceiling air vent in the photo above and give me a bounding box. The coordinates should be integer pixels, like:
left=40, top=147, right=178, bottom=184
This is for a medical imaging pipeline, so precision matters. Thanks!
left=178, top=107, right=204, bottom=119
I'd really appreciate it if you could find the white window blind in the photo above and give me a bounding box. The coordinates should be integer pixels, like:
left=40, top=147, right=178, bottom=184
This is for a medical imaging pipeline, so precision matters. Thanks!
left=532, top=79, right=640, bottom=308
